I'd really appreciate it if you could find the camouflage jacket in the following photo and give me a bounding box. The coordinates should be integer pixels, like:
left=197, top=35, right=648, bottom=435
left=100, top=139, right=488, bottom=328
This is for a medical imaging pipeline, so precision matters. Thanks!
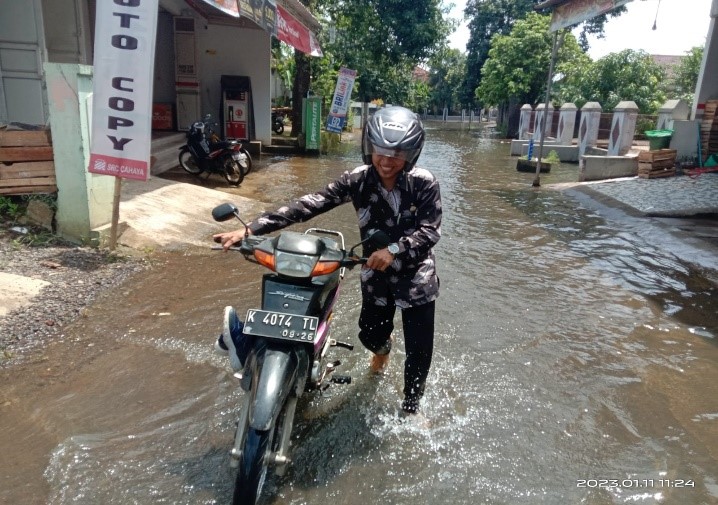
left=248, top=164, right=441, bottom=308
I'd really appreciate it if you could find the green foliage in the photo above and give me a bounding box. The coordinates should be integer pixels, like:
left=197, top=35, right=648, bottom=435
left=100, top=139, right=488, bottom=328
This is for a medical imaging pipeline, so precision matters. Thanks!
left=0, top=196, right=22, bottom=221
left=406, top=80, right=431, bottom=112
left=475, top=13, right=586, bottom=107
left=558, top=49, right=666, bottom=113
left=271, top=40, right=295, bottom=106
left=544, top=150, right=561, bottom=164
left=315, top=0, right=451, bottom=104
left=461, top=0, right=621, bottom=108
left=427, top=48, right=466, bottom=113
left=11, top=228, right=60, bottom=247
left=462, top=0, right=536, bottom=108
left=0, top=194, right=57, bottom=224
left=635, top=116, right=655, bottom=135
left=672, top=46, right=703, bottom=105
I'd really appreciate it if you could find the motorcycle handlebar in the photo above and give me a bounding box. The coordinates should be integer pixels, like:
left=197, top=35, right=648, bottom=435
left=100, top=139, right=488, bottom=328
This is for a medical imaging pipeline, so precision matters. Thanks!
left=212, top=244, right=367, bottom=266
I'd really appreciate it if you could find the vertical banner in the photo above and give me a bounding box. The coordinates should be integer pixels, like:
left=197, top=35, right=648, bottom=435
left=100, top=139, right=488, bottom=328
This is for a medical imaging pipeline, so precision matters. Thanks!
left=303, top=96, right=322, bottom=151
left=326, top=68, right=356, bottom=134
left=88, top=0, right=159, bottom=181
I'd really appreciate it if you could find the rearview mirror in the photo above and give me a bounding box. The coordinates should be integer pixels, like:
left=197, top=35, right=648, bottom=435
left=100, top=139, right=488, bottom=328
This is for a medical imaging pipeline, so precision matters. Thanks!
left=348, top=228, right=392, bottom=258
left=366, top=228, right=391, bottom=248
left=212, top=203, right=238, bottom=222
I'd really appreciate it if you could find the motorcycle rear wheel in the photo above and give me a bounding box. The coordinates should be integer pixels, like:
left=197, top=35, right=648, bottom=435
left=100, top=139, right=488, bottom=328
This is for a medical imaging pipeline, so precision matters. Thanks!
left=224, top=158, right=244, bottom=186
left=233, top=428, right=272, bottom=505
left=178, top=147, right=202, bottom=175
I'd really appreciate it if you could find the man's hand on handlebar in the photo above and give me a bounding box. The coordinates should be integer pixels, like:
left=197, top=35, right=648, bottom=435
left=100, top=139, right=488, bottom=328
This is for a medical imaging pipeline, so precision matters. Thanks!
left=365, top=248, right=394, bottom=272
left=213, top=228, right=252, bottom=251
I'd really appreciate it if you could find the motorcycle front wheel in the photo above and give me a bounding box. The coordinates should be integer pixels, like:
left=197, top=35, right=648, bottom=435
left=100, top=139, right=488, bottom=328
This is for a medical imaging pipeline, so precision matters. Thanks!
left=224, top=158, right=244, bottom=186
left=273, top=123, right=284, bottom=135
left=233, top=428, right=272, bottom=505
left=178, top=147, right=202, bottom=175
left=237, top=149, right=252, bottom=175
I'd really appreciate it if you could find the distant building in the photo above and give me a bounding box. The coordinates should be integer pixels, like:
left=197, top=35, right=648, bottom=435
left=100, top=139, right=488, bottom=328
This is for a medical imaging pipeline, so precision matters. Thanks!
left=412, top=66, right=430, bottom=83
left=650, top=54, right=685, bottom=81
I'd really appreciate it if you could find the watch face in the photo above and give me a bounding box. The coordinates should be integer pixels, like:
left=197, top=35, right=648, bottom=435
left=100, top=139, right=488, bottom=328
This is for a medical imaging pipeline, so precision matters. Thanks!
left=388, top=244, right=399, bottom=255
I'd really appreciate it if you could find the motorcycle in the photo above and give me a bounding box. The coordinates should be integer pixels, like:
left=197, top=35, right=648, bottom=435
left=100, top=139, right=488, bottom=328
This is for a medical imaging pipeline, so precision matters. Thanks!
left=271, top=112, right=284, bottom=135
left=179, top=114, right=252, bottom=185
left=211, top=202, right=389, bottom=505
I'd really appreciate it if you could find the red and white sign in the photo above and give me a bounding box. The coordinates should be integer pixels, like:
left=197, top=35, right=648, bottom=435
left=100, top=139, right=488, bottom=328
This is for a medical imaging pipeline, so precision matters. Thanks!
left=277, top=5, right=323, bottom=57
left=88, top=0, right=159, bottom=181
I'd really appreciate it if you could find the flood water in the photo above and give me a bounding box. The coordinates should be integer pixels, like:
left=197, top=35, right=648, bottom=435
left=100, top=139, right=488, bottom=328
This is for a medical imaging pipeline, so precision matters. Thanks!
left=2, top=124, right=717, bottom=504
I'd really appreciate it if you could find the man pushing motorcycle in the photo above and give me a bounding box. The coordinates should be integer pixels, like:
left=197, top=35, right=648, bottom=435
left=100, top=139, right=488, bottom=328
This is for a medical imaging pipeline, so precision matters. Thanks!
left=214, top=106, right=441, bottom=414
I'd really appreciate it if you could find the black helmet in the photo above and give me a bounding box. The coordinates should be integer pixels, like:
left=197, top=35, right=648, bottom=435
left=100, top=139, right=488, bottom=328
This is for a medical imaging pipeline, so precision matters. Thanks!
left=362, top=106, right=425, bottom=170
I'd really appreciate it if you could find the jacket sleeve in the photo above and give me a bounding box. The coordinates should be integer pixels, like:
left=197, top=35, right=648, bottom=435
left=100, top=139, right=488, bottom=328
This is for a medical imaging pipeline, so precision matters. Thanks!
left=398, top=172, right=441, bottom=260
left=248, top=170, right=355, bottom=235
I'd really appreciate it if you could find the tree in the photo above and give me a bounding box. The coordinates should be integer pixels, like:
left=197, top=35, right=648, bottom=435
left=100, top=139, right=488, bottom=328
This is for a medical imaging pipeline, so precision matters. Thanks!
left=290, top=0, right=317, bottom=136
left=462, top=0, right=535, bottom=108
left=427, top=47, right=467, bottom=113
left=321, top=0, right=451, bottom=102
left=288, top=0, right=450, bottom=134
left=461, top=0, right=625, bottom=109
left=475, top=13, right=586, bottom=108
left=561, top=49, right=666, bottom=113
left=271, top=39, right=294, bottom=107
left=672, top=46, right=703, bottom=105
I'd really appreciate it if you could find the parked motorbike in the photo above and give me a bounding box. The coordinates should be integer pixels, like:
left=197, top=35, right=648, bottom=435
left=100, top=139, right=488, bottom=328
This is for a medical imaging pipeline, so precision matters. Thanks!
left=211, top=203, right=389, bottom=505
left=271, top=112, right=284, bottom=135
left=179, top=115, right=252, bottom=185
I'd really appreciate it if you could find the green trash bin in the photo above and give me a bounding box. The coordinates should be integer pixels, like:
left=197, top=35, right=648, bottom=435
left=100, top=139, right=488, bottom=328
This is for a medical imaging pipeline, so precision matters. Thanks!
left=645, top=129, right=673, bottom=151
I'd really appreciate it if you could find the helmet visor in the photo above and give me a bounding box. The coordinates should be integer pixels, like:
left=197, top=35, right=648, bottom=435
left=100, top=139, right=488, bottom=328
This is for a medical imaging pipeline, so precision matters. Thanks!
left=370, top=145, right=410, bottom=161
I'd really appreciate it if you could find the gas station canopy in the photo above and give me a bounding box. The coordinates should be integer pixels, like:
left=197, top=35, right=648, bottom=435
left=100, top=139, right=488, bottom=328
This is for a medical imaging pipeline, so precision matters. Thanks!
left=535, top=0, right=633, bottom=31
left=187, top=0, right=322, bottom=56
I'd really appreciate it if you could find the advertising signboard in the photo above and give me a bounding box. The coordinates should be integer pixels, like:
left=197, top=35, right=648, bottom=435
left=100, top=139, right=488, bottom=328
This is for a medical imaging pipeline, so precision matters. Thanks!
left=303, top=97, right=322, bottom=151
left=239, top=0, right=278, bottom=36
left=277, top=5, right=323, bottom=56
left=326, top=67, right=356, bottom=134
left=88, top=0, right=158, bottom=181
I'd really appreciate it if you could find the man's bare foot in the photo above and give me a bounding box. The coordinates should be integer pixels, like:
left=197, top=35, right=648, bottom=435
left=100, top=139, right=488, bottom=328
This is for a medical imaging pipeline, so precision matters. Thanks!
left=369, top=352, right=390, bottom=373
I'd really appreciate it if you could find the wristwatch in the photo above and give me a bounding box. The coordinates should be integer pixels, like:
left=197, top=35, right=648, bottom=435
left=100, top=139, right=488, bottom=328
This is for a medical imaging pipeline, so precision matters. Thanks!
left=387, top=243, right=400, bottom=256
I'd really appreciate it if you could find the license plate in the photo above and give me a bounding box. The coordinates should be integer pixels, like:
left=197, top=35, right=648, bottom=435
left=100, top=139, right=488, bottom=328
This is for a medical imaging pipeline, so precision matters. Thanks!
left=243, top=309, right=318, bottom=343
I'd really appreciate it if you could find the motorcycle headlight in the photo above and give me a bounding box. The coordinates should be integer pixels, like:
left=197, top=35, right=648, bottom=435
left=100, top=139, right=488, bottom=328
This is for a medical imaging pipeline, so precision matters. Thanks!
left=274, top=251, right=318, bottom=278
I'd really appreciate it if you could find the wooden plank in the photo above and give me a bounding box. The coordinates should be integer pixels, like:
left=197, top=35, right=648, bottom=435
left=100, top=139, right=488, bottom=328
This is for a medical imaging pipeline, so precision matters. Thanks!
left=638, top=160, right=675, bottom=170
left=638, top=168, right=675, bottom=179
left=0, top=161, right=55, bottom=178
left=0, top=176, right=56, bottom=188
left=0, top=146, right=54, bottom=162
left=0, top=168, right=55, bottom=179
left=0, top=130, right=52, bottom=147
left=638, top=149, right=677, bottom=162
left=0, top=185, right=57, bottom=195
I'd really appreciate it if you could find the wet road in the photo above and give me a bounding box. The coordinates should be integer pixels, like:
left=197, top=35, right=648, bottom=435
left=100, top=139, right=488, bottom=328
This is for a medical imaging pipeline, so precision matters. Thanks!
left=1, top=124, right=717, bottom=504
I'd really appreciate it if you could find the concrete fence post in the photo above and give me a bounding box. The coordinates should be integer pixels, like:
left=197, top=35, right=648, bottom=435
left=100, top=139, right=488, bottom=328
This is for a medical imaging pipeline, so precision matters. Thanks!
left=518, top=104, right=533, bottom=140
left=557, top=102, right=578, bottom=145
left=535, top=103, right=554, bottom=139
left=608, top=101, right=639, bottom=156
left=656, top=99, right=690, bottom=130
left=578, top=102, right=602, bottom=157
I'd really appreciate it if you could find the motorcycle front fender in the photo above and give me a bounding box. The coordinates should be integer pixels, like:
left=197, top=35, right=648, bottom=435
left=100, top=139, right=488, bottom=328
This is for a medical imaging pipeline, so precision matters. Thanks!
left=249, top=344, right=307, bottom=431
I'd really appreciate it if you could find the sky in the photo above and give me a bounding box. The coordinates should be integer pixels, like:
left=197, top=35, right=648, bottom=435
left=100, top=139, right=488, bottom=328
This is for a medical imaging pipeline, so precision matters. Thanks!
left=447, top=0, right=713, bottom=59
